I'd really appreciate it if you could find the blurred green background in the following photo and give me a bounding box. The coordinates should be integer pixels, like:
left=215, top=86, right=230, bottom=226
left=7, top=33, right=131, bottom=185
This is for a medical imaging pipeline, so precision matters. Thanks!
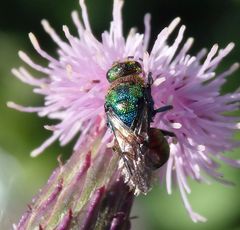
left=0, top=0, right=240, bottom=229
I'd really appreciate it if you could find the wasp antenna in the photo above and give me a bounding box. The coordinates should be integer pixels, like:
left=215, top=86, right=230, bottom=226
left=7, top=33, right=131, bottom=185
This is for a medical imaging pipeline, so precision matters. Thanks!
left=138, top=57, right=143, bottom=62
left=161, top=129, right=176, bottom=137
left=127, top=55, right=134, bottom=59
left=154, top=105, right=173, bottom=115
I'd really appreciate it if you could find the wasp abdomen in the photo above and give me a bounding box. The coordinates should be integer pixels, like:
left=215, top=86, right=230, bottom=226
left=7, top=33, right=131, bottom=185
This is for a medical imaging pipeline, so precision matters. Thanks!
left=145, top=128, right=170, bottom=170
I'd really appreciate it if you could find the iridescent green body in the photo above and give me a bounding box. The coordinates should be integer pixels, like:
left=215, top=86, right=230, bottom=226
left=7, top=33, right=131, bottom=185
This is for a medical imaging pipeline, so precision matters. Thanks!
left=105, top=77, right=144, bottom=127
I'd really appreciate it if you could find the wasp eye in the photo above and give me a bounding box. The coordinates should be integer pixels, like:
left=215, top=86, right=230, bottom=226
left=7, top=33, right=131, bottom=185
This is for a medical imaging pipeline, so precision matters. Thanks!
left=106, top=64, right=123, bottom=83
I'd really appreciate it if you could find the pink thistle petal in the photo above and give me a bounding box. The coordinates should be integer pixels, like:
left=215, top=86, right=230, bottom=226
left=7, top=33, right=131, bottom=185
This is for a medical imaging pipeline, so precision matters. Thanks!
left=143, top=13, right=151, bottom=50
left=18, top=51, right=50, bottom=74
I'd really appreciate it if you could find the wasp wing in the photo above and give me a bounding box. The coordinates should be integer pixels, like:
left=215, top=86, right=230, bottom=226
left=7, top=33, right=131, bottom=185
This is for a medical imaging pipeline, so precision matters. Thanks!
left=106, top=99, right=152, bottom=194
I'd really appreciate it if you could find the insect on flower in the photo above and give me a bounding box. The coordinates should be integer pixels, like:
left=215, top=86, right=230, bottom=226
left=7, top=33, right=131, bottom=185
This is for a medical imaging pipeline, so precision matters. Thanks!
left=105, top=59, right=174, bottom=195
left=8, top=0, right=240, bottom=223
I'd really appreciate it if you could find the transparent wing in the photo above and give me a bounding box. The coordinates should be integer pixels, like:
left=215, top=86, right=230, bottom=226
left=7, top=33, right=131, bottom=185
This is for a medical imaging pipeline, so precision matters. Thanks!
left=106, top=101, right=152, bottom=194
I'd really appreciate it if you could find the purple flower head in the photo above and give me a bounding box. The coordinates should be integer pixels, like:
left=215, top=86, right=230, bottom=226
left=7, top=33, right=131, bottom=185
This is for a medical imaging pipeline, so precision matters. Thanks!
left=9, top=0, right=240, bottom=223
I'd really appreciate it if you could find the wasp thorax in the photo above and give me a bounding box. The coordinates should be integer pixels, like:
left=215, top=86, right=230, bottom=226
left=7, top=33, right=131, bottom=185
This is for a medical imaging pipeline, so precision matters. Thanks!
left=106, top=61, right=142, bottom=83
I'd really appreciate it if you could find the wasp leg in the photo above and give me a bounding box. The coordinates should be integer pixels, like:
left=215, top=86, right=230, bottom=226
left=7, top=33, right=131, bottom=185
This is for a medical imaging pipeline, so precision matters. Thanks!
left=146, top=72, right=173, bottom=113
left=147, top=72, right=154, bottom=86
left=144, top=72, right=155, bottom=124
left=154, top=105, right=173, bottom=115
left=161, top=129, right=175, bottom=137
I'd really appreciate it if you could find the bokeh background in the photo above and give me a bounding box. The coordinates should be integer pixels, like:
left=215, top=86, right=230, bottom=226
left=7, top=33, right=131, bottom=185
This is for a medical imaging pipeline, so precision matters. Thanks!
left=0, top=0, right=240, bottom=229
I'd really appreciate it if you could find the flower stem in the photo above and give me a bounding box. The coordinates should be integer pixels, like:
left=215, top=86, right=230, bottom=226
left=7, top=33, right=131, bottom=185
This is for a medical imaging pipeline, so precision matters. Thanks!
left=15, top=132, right=134, bottom=230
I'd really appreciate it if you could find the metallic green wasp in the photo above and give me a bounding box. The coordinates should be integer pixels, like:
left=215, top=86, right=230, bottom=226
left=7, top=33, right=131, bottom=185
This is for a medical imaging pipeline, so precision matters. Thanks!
left=105, top=60, right=173, bottom=195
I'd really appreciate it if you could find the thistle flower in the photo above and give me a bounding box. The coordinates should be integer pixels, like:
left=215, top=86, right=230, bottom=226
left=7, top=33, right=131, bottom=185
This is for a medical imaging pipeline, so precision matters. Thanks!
left=9, top=0, right=240, bottom=226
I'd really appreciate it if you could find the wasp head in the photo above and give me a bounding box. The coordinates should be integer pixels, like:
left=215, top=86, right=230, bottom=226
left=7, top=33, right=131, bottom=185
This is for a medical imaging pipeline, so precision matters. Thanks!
left=106, top=61, right=142, bottom=83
